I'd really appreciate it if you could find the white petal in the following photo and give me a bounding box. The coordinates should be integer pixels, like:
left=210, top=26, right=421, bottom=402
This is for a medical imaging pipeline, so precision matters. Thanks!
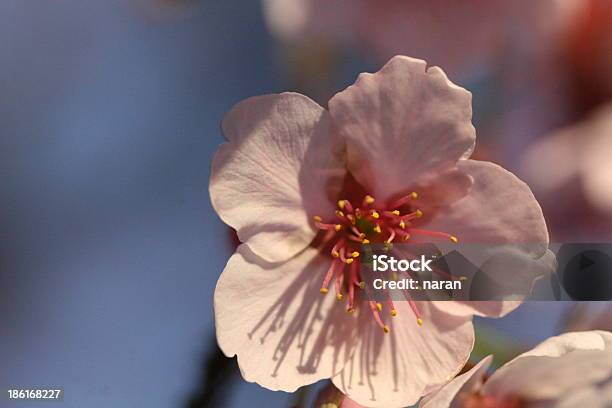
left=214, top=245, right=356, bottom=392
left=483, top=331, right=612, bottom=401
left=419, top=356, right=492, bottom=408
left=332, top=302, right=474, bottom=407
left=210, top=93, right=345, bottom=262
left=328, top=56, right=475, bottom=203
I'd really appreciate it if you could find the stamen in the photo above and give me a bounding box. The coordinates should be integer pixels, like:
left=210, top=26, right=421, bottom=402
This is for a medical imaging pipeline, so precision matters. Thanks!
left=386, top=228, right=396, bottom=244
left=334, top=262, right=344, bottom=300
left=315, top=218, right=342, bottom=231
left=408, top=299, right=423, bottom=326
left=402, top=209, right=423, bottom=221
left=390, top=192, right=418, bottom=208
left=339, top=247, right=354, bottom=264
left=388, top=299, right=397, bottom=316
left=331, top=240, right=344, bottom=258
left=347, top=234, right=364, bottom=243
left=369, top=301, right=389, bottom=333
left=411, top=229, right=458, bottom=243
left=371, top=210, right=380, bottom=219
left=351, top=226, right=365, bottom=238
left=320, top=259, right=341, bottom=294
left=363, top=195, right=375, bottom=206
left=373, top=224, right=382, bottom=234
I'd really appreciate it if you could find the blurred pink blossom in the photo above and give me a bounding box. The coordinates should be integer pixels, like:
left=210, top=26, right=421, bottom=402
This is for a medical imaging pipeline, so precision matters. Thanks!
left=521, top=103, right=612, bottom=239
left=210, top=56, right=550, bottom=407
left=263, top=0, right=579, bottom=79
left=420, top=331, right=612, bottom=408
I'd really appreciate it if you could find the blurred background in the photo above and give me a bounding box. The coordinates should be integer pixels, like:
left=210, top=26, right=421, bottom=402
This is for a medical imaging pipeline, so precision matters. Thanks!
left=0, top=0, right=610, bottom=407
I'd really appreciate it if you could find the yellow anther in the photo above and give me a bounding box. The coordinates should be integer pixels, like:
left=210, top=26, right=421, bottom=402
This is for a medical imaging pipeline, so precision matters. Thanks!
left=338, top=200, right=346, bottom=209
left=334, top=224, right=342, bottom=232
left=345, top=258, right=354, bottom=264
left=358, top=281, right=366, bottom=289
left=373, top=225, right=382, bottom=234
left=371, top=211, right=380, bottom=219
left=335, top=210, right=345, bottom=218
left=331, top=250, right=339, bottom=258
left=391, top=210, right=400, bottom=216
left=403, top=234, right=411, bottom=241
left=362, top=239, right=370, bottom=244
left=365, top=195, right=375, bottom=204
left=346, top=307, right=354, bottom=314
left=391, top=309, right=398, bottom=317
left=450, top=235, right=459, bottom=243
left=336, top=293, right=343, bottom=301
left=383, top=325, right=390, bottom=333
left=376, top=302, right=383, bottom=312
left=313, top=215, right=322, bottom=222
left=410, top=192, right=418, bottom=199
left=399, top=220, right=406, bottom=229
left=415, top=209, right=423, bottom=218
left=351, top=251, right=360, bottom=258
left=320, top=288, right=329, bottom=294
left=417, top=318, right=424, bottom=326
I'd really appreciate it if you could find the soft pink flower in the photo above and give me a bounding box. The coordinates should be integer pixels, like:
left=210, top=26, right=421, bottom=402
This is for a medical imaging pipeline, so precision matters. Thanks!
left=210, top=56, right=550, bottom=407
left=420, top=331, right=612, bottom=408
left=521, top=103, right=612, bottom=239
left=262, top=0, right=579, bottom=79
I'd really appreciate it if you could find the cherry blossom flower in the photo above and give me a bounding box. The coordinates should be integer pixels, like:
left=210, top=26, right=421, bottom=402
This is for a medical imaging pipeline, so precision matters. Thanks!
left=520, top=103, right=612, bottom=239
left=262, top=0, right=579, bottom=79
left=210, top=56, right=550, bottom=407
left=420, top=331, right=612, bottom=408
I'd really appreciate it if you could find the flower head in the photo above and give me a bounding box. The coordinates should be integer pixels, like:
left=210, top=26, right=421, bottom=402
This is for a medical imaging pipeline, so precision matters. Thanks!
left=420, top=331, right=612, bottom=408
left=210, top=56, right=549, bottom=407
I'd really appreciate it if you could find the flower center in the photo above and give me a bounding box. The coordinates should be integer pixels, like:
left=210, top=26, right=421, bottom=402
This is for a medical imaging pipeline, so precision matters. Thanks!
left=313, top=193, right=459, bottom=333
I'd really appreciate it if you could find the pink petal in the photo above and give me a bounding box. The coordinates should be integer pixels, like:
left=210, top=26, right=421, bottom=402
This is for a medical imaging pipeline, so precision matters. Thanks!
left=425, top=159, right=549, bottom=253
left=425, top=160, right=550, bottom=317
left=332, top=302, right=474, bottom=408
left=328, top=55, right=475, bottom=202
left=419, top=356, right=492, bottom=408
left=433, top=249, right=556, bottom=318
left=483, top=331, right=612, bottom=401
left=210, top=93, right=346, bottom=262
left=214, top=245, right=356, bottom=392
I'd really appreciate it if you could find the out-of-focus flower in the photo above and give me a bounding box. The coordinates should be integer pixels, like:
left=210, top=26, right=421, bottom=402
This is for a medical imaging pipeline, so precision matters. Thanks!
left=263, top=0, right=579, bottom=80
left=210, top=56, right=550, bottom=407
left=420, top=331, right=612, bottom=408
left=521, top=103, right=612, bottom=239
